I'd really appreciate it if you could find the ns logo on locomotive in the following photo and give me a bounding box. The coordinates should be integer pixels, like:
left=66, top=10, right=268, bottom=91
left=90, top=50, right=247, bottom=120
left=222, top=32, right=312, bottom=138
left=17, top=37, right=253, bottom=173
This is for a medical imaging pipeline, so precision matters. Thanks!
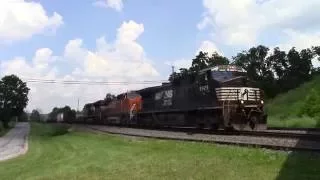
left=77, top=65, right=267, bottom=131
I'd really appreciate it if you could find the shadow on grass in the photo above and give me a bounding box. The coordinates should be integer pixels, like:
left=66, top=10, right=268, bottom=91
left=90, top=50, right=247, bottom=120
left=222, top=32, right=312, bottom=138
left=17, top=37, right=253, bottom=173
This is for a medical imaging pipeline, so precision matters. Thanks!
left=276, top=122, right=320, bottom=180
left=34, top=123, right=71, bottom=137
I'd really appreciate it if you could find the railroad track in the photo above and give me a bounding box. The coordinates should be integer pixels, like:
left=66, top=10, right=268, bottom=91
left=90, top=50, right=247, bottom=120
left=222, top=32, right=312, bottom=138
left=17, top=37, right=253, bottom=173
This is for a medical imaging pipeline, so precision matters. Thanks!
left=268, top=127, right=320, bottom=131
left=77, top=124, right=320, bottom=152
left=240, top=129, right=320, bottom=141
left=82, top=124, right=320, bottom=140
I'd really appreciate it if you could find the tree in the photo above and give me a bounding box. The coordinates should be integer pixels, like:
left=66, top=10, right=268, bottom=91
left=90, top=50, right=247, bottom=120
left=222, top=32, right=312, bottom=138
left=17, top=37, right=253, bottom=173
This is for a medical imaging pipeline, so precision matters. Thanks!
left=62, top=106, right=76, bottom=123
left=233, top=45, right=272, bottom=81
left=169, top=51, right=229, bottom=83
left=312, top=46, right=320, bottom=61
left=30, top=109, right=41, bottom=122
left=167, top=45, right=316, bottom=98
left=18, top=111, right=29, bottom=122
left=48, top=107, right=62, bottom=122
left=311, top=46, right=320, bottom=74
left=190, top=51, right=209, bottom=72
left=283, top=48, right=313, bottom=91
left=0, top=75, right=29, bottom=128
left=207, top=52, right=229, bottom=67
left=268, top=47, right=288, bottom=81
left=48, top=106, right=76, bottom=123
left=105, top=93, right=116, bottom=103
left=233, top=45, right=277, bottom=97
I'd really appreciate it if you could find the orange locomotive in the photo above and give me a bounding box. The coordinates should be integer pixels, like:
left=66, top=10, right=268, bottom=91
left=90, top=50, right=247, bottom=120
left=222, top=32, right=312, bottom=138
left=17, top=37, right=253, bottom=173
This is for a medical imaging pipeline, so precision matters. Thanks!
left=101, top=91, right=142, bottom=125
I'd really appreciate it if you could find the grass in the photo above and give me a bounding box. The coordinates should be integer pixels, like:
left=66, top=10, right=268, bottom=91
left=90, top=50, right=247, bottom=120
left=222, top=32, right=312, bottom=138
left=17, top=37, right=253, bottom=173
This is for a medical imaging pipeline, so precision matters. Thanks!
left=268, top=116, right=320, bottom=128
left=266, top=75, right=320, bottom=128
left=0, top=123, right=320, bottom=180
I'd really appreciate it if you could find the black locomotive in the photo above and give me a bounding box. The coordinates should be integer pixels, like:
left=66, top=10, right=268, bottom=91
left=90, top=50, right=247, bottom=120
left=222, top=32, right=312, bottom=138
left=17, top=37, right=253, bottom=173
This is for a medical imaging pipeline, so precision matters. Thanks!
left=77, top=65, right=267, bottom=131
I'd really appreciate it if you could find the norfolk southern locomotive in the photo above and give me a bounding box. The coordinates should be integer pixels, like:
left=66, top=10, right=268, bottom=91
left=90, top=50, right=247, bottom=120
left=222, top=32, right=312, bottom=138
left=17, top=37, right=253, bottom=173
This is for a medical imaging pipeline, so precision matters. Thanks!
left=77, top=65, right=267, bottom=131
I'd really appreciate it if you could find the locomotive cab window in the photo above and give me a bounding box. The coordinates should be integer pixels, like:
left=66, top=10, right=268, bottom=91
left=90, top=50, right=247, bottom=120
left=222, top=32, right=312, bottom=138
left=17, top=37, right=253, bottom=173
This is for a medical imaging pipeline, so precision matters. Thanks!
left=211, top=71, right=233, bottom=82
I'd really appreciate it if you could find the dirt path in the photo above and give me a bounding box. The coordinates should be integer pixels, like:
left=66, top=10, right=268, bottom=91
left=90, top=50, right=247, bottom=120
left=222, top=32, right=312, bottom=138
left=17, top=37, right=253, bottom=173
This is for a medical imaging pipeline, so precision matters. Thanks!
left=0, top=123, right=30, bottom=161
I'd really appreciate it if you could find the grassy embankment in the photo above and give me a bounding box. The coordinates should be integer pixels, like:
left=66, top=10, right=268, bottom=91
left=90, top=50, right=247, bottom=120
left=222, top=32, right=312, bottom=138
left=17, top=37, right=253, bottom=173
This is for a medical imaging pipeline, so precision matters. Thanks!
left=267, top=75, right=320, bottom=128
left=0, top=123, right=320, bottom=180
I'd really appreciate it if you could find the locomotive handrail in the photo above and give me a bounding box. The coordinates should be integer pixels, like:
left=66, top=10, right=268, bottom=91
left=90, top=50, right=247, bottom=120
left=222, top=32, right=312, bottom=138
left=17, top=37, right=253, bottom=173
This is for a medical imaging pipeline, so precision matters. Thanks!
left=130, top=103, right=136, bottom=120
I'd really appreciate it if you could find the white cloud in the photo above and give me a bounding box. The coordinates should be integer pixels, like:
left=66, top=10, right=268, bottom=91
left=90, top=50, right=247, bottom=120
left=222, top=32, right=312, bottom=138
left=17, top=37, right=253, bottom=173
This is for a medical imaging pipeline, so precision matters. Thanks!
left=274, top=29, right=320, bottom=68
left=0, top=0, right=63, bottom=42
left=164, top=59, right=192, bottom=70
left=93, top=0, right=123, bottom=11
left=276, top=29, right=320, bottom=51
left=199, top=0, right=320, bottom=46
left=166, top=40, right=222, bottom=70
left=196, top=40, right=222, bottom=55
left=0, top=20, right=161, bottom=113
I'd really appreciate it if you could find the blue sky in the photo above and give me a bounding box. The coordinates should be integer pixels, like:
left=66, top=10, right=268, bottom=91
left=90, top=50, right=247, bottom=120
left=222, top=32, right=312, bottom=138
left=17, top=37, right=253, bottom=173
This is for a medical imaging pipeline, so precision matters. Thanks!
left=0, top=0, right=320, bottom=112
left=1, top=0, right=205, bottom=75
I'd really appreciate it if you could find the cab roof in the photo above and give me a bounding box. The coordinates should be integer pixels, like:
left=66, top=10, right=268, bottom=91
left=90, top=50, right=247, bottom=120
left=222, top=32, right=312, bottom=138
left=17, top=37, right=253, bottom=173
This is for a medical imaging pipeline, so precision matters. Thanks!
left=199, top=65, right=246, bottom=74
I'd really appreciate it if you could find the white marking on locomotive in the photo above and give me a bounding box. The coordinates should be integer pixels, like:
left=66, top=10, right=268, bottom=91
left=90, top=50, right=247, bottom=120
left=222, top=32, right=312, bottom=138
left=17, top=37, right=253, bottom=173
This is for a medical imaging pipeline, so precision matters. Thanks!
left=129, top=103, right=136, bottom=120
left=155, top=89, right=173, bottom=106
left=199, top=85, right=209, bottom=94
left=215, top=87, right=261, bottom=101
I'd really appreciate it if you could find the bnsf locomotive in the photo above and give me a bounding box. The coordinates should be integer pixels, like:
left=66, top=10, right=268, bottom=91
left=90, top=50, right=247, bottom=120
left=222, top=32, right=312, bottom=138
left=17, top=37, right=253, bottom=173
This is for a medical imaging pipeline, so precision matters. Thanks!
left=78, top=65, right=267, bottom=131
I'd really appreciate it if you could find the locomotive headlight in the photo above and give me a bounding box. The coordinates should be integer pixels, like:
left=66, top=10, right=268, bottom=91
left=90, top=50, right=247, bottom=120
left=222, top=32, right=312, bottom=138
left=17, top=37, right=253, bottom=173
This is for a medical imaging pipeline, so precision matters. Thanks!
left=261, top=100, right=264, bottom=104
left=240, top=100, right=244, bottom=104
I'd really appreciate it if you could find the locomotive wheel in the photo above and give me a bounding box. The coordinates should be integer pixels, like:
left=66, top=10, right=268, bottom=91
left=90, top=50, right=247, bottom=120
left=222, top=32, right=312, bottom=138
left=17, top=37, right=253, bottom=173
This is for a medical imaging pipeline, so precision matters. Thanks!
left=249, top=116, right=257, bottom=130
left=246, top=113, right=262, bottom=131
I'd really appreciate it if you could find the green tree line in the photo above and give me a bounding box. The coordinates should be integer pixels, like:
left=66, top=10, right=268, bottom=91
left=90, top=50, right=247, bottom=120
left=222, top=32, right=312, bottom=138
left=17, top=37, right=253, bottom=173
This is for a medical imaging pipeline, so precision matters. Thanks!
left=47, top=106, right=76, bottom=123
left=169, top=45, right=320, bottom=98
left=0, top=75, right=29, bottom=128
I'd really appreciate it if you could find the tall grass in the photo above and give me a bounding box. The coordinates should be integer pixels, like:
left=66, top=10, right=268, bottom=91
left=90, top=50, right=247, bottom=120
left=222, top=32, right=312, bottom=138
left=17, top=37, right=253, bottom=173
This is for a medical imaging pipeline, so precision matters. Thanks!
left=266, top=76, right=320, bottom=128
left=34, top=123, right=71, bottom=137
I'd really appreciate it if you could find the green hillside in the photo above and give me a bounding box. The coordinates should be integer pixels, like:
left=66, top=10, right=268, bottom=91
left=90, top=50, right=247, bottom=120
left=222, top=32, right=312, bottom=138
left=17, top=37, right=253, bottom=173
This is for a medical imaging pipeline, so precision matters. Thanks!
left=266, top=75, right=320, bottom=128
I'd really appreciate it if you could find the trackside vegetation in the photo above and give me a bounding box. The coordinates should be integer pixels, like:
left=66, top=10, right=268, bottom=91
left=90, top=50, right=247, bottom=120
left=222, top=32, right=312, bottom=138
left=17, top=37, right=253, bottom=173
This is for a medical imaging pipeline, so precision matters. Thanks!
left=0, top=120, right=17, bottom=137
left=267, top=75, right=320, bottom=128
left=0, top=123, right=320, bottom=180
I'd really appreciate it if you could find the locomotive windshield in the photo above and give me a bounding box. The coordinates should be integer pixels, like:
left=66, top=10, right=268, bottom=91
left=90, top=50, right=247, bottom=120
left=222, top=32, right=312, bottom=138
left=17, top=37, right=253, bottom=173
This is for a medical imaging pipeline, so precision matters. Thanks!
left=210, top=65, right=246, bottom=82
left=211, top=71, right=246, bottom=82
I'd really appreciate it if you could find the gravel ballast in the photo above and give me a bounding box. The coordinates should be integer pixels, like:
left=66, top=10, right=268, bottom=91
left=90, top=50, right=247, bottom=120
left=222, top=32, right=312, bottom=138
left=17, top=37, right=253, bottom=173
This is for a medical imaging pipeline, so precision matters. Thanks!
left=84, top=125, right=320, bottom=151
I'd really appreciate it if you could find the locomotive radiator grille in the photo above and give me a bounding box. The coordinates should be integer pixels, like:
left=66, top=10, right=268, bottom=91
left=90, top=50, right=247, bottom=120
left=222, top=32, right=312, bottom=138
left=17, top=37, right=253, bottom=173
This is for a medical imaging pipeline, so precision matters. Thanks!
left=215, top=87, right=261, bottom=101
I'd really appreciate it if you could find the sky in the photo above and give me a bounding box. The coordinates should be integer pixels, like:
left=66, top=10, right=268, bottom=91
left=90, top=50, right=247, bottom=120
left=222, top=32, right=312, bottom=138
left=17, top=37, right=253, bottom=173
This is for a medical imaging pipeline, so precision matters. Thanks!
left=1, top=0, right=320, bottom=113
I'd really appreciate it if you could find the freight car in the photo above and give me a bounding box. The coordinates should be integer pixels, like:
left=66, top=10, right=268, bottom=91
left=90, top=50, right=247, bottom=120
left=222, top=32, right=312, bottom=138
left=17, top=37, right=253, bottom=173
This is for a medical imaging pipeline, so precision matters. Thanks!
left=78, top=65, right=267, bottom=131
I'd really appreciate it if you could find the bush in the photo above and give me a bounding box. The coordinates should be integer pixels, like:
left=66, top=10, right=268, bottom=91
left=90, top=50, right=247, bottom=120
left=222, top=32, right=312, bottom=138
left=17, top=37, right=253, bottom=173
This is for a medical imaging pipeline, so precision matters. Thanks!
left=299, top=89, right=320, bottom=117
left=36, top=123, right=70, bottom=137
left=0, top=121, right=4, bottom=132
left=18, top=112, right=29, bottom=122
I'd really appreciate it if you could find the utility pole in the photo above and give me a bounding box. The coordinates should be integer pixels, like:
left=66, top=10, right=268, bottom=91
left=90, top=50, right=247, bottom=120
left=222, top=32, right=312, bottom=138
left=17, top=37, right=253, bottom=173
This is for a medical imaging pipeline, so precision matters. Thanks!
left=77, top=98, right=79, bottom=112
left=171, top=65, right=175, bottom=74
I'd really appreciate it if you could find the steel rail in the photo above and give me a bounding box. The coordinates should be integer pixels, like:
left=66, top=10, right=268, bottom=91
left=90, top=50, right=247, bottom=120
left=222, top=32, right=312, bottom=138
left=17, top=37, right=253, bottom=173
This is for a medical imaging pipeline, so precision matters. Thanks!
left=79, top=124, right=320, bottom=152
left=83, top=124, right=320, bottom=141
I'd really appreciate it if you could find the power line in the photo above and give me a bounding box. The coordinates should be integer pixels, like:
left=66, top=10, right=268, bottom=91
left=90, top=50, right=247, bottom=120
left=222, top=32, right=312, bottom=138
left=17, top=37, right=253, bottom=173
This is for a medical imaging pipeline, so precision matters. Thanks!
left=22, top=78, right=169, bottom=85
